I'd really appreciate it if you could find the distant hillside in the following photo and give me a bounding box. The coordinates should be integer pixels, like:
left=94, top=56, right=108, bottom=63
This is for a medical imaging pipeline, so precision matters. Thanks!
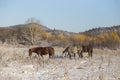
left=0, top=23, right=120, bottom=48
left=82, top=25, right=120, bottom=36
left=1, top=23, right=120, bottom=37
left=9, top=23, right=50, bottom=31
left=7, top=23, right=78, bottom=36
left=3, top=23, right=120, bottom=37
left=0, top=23, right=79, bottom=46
left=47, top=29, right=78, bottom=36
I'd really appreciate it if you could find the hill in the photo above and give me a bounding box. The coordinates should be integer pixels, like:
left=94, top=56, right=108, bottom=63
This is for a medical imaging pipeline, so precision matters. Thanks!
left=0, top=24, right=120, bottom=48
left=1, top=23, right=120, bottom=37
left=82, top=25, right=120, bottom=37
left=8, top=23, right=78, bottom=36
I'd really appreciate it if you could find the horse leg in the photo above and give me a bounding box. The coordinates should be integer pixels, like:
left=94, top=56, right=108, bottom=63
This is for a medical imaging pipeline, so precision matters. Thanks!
left=29, top=54, right=31, bottom=59
left=40, top=55, right=45, bottom=67
left=29, top=51, right=33, bottom=62
left=52, top=53, right=54, bottom=59
left=91, top=50, right=93, bottom=57
left=77, top=52, right=80, bottom=59
left=68, top=52, right=72, bottom=59
left=88, top=51, right=91, bottom=57
left=90, top=51, right=92, bottom=57
left=41, top=55, right=44, bottom=61
left=62, top=52, right=65, bottom=58
left=38, top=53, right=42, bottom=61
left=65, top=52, right=67, bottom=57
left=36, top=54, right=42, bottom=66
left=77, top=50, right=81, bottom=58
left=73, top=53, right=76, bottom=59
left=62, top=52, right=67, bottom=58
left=49, top=54, right=51, bottom=59
left=29, top=53, right=33, bottom=64
left=91, top=52, right=92, bottom=57
left=79, top=51, right=83, bottom=58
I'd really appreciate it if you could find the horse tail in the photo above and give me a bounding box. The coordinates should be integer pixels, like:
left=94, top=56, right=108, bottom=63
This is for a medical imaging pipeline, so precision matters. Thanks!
left=29, top=49, right=32, bottom=57
left=52, top=48, right=55, bottom=58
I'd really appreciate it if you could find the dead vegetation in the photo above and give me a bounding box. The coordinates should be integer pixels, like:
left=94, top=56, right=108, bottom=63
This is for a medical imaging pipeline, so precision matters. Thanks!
left=0, top=23, right=120, bottom=49
left=0, top=45, right=120, bottom=80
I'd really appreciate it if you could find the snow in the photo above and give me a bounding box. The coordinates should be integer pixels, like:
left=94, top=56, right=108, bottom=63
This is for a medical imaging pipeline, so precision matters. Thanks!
left=0, top=47, right=120, bottom=80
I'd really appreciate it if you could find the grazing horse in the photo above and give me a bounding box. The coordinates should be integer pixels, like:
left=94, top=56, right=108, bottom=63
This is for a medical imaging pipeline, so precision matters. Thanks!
left=62, top=46, right=79, bottom=59
left=29, top=47, right=54, bottom=59
left=79, top=45, right=93, bottom=58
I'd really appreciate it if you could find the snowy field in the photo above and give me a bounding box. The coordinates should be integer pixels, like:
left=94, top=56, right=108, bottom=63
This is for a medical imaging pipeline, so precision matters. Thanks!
left=0, top=45, right=120, bottom=80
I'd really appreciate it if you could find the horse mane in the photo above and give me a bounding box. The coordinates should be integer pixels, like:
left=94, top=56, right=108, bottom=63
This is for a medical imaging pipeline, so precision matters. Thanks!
left=63, top=46, right=70, bottom=53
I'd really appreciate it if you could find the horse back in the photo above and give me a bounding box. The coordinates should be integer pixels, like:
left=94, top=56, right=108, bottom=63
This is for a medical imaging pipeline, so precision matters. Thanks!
left=82, top=45, right=93, bottom=52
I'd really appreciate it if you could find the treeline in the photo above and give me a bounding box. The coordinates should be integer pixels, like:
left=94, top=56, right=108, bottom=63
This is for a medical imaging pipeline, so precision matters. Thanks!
left=0, top=23, right=120, bottom=49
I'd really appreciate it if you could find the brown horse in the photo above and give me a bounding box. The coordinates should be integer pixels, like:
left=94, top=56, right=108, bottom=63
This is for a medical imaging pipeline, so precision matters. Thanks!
left=29, top=47, right=54, bottom=59
left=78, top=45, right=93, bottom=58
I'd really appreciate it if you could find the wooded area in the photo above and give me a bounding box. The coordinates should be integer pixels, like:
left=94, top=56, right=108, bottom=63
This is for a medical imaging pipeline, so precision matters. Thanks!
left=0, top=22, right=120, bottom=49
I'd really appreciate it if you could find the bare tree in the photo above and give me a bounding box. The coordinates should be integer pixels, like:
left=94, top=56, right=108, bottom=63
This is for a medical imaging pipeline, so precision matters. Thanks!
left=22, top=23, right=43, bottom=45
left=0, top=28, right=17, bottom=44
left=25, top=18, right=40, bottom=24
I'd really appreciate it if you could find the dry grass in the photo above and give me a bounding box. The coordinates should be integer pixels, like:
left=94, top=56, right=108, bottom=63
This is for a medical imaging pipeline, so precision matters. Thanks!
left=0, top=45, right=120, bottom=80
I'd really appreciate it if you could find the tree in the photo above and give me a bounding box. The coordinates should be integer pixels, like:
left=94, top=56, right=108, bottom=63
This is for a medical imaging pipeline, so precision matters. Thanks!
left=0, top=28, right=17, bottom=44
left=22, top=23, right=43, bottom=45
left=25, top=18, right=40, bottom=24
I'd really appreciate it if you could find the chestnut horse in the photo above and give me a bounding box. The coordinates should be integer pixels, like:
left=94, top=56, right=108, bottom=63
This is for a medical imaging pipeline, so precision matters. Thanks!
left=29, top=47, right=54, bottom=59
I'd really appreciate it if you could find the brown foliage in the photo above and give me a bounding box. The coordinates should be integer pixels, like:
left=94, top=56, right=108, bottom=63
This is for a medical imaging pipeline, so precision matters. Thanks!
left=0, top=24, right=120, bottom=49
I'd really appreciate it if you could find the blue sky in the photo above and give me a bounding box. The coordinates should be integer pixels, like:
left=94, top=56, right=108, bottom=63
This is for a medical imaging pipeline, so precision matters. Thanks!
left=0, top=0, right=120, bottom=32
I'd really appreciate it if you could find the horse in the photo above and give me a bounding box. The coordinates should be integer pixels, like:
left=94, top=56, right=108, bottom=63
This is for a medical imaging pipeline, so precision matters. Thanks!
left=62, top=46, right=80, bottom=59
left=29, top=47, right=54, bottom=59
left=78, top=45, right=93, bottom=58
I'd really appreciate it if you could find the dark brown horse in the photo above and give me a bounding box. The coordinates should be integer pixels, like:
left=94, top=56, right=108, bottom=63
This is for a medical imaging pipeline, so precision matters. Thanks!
left=78, top=45, right=93, bottom=58
left=29, top=47, right=54, bottom=59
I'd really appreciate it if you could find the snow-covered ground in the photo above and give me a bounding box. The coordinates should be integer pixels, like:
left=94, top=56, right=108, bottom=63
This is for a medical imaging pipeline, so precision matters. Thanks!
left=0, top=46, right=120, bottom=80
